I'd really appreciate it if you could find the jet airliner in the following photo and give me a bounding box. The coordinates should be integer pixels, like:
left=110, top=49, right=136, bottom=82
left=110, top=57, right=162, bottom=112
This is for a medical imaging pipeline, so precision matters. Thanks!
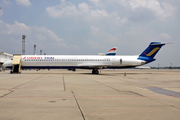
left=3, top=42, right=168, bottom=74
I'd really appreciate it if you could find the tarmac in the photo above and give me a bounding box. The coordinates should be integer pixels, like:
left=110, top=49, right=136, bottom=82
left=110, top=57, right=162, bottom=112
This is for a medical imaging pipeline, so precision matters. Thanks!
left=0, top=69, right=180, bottom=120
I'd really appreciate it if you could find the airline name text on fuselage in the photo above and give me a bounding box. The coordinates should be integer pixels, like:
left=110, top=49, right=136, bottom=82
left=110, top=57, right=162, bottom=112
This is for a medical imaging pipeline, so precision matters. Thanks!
left=44, top=57, right=54, bottom=59
left=23, top=57, right=54, bottom=59
left=26, top=57, right=43, bottom=59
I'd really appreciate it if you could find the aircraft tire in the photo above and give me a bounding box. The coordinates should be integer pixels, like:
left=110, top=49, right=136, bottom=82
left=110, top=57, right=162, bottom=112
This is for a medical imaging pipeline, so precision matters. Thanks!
left=92, top=69, right=99, bottom=74
left=95, top=70, right=99, bottom=74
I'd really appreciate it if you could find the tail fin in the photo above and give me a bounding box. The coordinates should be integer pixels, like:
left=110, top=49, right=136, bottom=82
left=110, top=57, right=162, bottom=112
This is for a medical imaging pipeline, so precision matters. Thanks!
left=139, top=42, right=165, bottom=58
left=106, top=47, right=117, bottom=56
left=138, top=42, right=166, bottom=63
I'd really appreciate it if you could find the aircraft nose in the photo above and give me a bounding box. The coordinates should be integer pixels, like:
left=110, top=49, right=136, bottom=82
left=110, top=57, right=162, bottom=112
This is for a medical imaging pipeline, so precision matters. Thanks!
left=3, top=62, right=7, bottom=68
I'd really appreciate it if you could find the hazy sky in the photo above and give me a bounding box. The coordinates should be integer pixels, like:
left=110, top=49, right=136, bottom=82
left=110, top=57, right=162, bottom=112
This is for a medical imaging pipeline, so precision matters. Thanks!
left=0, top=0, right=179, bottom=67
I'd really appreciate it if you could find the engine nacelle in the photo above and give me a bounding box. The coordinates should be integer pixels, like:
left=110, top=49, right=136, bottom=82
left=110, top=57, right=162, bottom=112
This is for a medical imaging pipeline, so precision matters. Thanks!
left=120, top=59, right=146, bottom=66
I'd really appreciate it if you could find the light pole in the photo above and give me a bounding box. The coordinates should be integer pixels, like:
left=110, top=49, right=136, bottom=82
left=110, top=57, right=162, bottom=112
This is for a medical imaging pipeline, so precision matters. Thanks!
left=22, top=35, right=26, bottom=55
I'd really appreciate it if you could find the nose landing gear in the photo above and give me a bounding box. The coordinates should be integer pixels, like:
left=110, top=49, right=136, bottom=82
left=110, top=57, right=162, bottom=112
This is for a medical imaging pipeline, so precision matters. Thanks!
left=92, top=69, right=99, bottom=74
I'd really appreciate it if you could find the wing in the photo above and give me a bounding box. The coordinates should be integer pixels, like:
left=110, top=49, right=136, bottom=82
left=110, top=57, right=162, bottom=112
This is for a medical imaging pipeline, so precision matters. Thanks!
left=78, top=64, right=108, bottom=69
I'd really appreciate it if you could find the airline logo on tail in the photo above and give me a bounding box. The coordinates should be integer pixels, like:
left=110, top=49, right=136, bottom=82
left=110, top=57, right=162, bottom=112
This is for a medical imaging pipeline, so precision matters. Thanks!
left=144, top=47, right=160, bottom=56
left=106, top=47, right=117, bottom=56
left=108, top=48, right=116, bottom=53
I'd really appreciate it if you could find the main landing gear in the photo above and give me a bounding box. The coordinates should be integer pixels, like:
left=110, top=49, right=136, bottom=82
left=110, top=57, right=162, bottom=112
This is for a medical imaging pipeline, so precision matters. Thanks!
left=92, top=69, right=99, bottom=74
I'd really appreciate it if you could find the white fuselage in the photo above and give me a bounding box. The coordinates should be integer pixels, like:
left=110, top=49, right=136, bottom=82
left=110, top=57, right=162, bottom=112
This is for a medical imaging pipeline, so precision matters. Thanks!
left=3, top=55, right=146, bottom=69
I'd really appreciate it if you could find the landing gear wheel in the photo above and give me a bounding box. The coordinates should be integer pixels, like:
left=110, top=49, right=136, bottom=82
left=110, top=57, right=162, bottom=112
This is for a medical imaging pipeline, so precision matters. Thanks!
left=95, top=70, right=99, bottom=74
left=10, top=71, right=13, bottom=74
left=92, top=69, right=99, bottom=74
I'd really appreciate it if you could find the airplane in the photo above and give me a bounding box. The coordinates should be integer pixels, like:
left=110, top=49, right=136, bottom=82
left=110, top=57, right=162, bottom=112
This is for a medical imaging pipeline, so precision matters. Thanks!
left=98, top=47, right=117, bottom=56
left=3, top=42, right=168, bottom=74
